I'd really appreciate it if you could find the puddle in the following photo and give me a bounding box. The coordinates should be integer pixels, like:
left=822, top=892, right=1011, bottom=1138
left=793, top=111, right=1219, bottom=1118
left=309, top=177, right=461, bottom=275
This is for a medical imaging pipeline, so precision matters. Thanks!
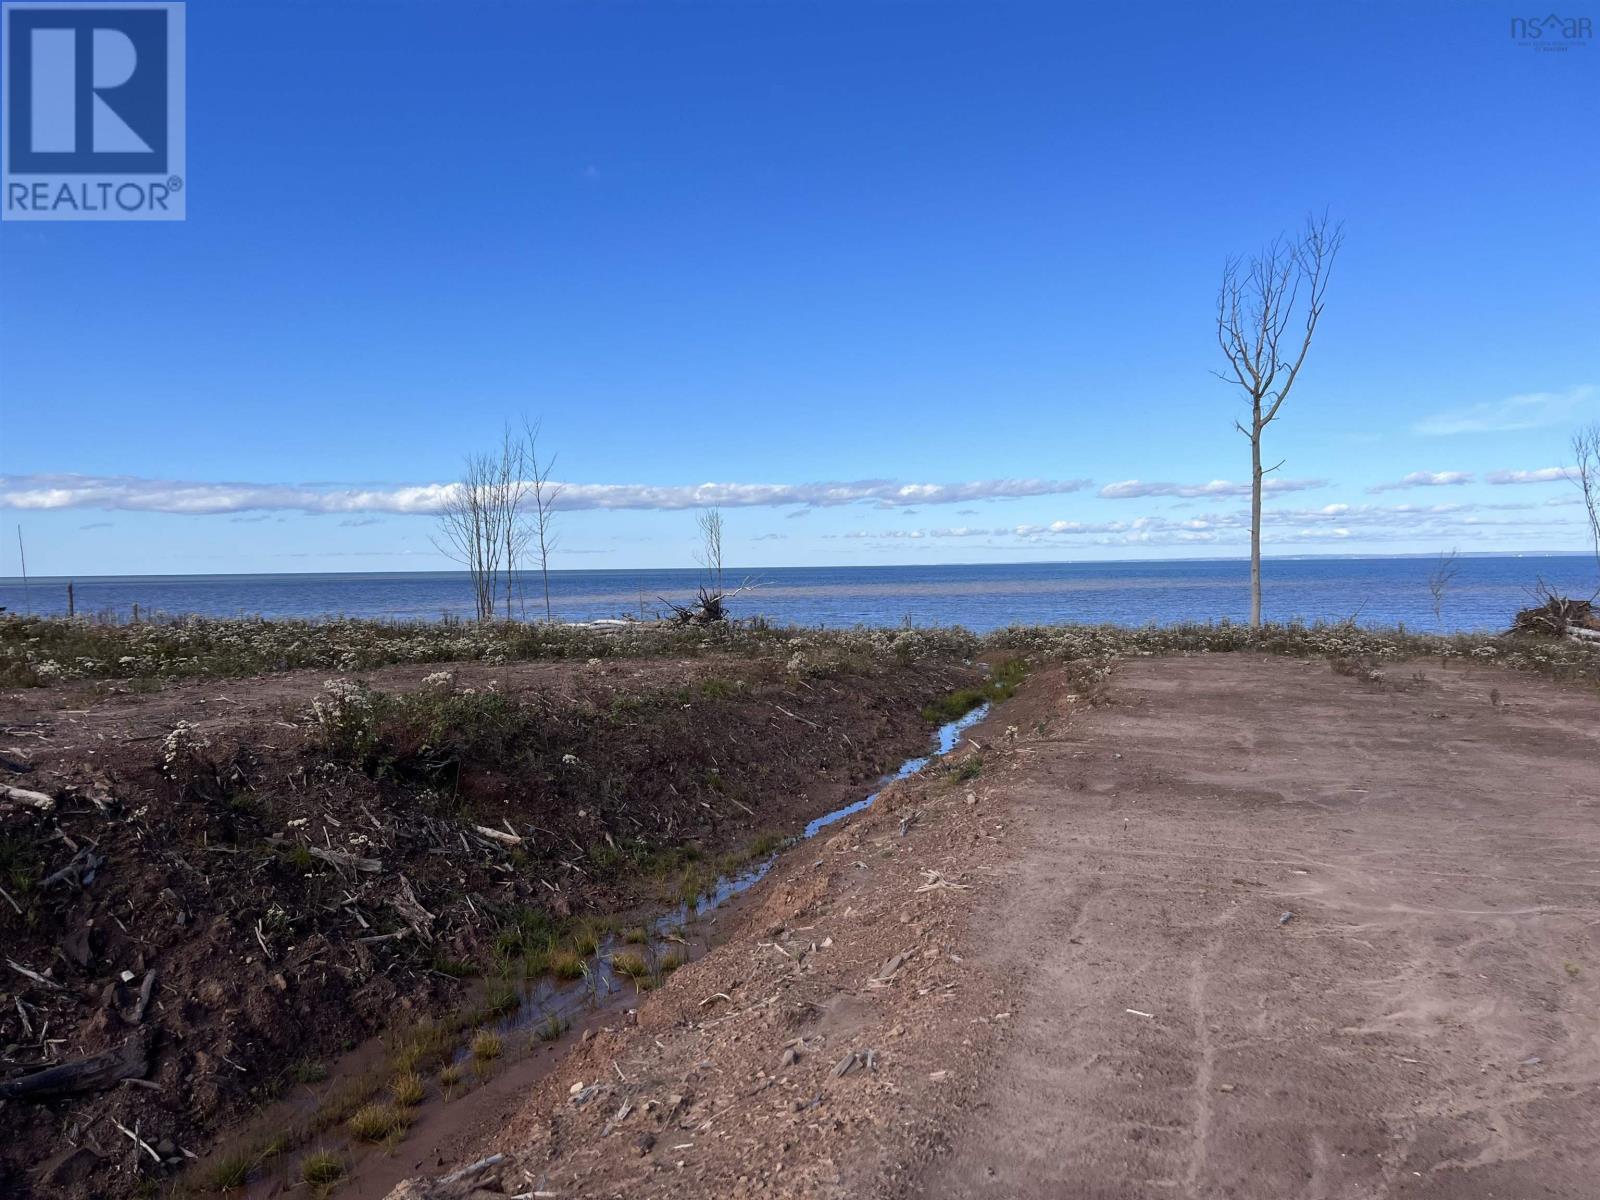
left=232, top=702, right=989, bottom=1197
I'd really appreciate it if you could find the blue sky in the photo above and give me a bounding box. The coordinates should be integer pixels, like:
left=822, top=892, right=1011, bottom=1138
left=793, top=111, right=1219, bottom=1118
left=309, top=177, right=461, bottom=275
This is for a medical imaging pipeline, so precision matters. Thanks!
left=1, top=0, right=1597, bottom=576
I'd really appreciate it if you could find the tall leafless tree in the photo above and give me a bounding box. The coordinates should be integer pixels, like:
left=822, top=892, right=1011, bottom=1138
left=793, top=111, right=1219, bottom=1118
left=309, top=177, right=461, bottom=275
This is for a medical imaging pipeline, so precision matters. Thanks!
left=696, top=507, right=725, bottom=594
left=1573, top=424, right=1600, bottom=589
left=433, top=452, right=507, bottom=621
left=1427, top=548, right=1460, bottom=624
left=1216, top=212, right=1344, bottom=628
left=522, top=420, right=563, bottom=622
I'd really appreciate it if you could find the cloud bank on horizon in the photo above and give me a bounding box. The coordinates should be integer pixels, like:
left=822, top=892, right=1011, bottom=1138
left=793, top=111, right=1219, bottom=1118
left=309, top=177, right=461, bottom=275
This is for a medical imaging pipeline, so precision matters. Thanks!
left=0, top=473, right=1094, bottom=516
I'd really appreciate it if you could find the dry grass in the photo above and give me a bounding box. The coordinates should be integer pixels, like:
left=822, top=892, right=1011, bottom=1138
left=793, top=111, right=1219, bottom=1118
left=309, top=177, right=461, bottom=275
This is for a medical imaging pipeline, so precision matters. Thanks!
left=390, top=1070, right=426, bottom=1107
left=300, top=1149, right=345, bottom=1186
left=470, top=1029, right=503, bottom=1062
left=346, top=1102, right=412, bottom=1143
left=548, top=947, right=586, bottom=980
left=611, top=950, right=650, bottom=981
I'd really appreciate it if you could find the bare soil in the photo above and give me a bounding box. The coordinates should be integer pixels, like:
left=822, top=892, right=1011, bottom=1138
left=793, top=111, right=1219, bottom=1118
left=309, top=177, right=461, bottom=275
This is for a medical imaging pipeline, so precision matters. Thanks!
left=384, top=654, right=1600, bottom=1200
left=0, top=652, right=976, bottom=1198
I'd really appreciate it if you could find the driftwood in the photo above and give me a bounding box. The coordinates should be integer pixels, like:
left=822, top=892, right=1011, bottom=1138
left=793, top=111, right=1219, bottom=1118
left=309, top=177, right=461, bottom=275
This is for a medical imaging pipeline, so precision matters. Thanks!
left=0, top=1029, right=152, bottom=1101
left=661, top=585, right=747, bottom=626
left=389, top=875, right=435, bottom=942
left=471, top=824, right=522, bottom=846
left=1511, top=595, right=1598, bottom=638
left=1, top=783, right=54, bottom=812
left=308, top=846, right=382, bottom=873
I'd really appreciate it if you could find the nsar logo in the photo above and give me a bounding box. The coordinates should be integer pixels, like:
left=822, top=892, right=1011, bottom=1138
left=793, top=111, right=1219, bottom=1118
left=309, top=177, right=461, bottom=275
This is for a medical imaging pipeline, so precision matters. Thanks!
left=1510, top=12, right=1594, bottom=50
left=2, top=2, right=185, bottom=221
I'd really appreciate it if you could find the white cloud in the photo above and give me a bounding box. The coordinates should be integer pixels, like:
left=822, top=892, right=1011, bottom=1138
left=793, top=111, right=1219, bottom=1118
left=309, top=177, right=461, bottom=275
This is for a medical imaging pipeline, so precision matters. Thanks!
left=1413, top=385, right=1596, bottom=436
left=1098, top=478, right=1327, bottom=500
left=837, top=499, right=1586, bottom=550
left=1365, top=470, right=1474, bottom=493
left=0, top=473, right=1094, bottom=516
left=1484, top=466, right=1570, bottom=485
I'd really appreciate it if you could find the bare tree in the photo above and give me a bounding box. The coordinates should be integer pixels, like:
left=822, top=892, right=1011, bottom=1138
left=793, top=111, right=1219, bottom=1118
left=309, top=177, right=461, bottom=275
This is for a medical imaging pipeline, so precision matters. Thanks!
left=1574, top=423, right=1600, bottom=587
left=1427, top=548, right=1460, bottom=624
left=498, top=426, right=531, bottom=621
left=522, top=420, right=563, bottom=623
left=433, top=452, right=507, bottom=621
left=1216, top=212, right=1344, bottom=628
left=696, top=507, right=725, bottom=594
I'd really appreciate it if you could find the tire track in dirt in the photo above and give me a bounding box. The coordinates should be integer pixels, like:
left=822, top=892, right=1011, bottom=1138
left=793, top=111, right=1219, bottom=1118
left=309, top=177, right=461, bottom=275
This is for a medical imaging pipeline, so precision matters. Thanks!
left=914, top=653, right=1600, bottom=1200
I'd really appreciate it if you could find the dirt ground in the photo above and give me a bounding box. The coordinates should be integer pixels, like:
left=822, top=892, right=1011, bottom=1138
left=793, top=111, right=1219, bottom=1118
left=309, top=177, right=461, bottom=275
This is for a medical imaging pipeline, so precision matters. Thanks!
left=0, top=651, right=974, bottom=1198
left=391, top=654, right=1600, bottom=1200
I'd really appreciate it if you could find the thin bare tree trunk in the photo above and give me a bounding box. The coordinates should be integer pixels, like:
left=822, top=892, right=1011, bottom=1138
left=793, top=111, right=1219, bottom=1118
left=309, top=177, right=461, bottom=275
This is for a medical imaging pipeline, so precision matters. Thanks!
left=1214, top=213, right=1343, bottom=631
left=1250, top=417, right=1263, bottom=627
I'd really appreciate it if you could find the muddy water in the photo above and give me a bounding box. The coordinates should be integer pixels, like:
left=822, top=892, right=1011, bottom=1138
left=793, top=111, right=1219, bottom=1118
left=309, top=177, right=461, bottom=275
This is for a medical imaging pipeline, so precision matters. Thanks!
left=234, top=703, right=989, bottom=1198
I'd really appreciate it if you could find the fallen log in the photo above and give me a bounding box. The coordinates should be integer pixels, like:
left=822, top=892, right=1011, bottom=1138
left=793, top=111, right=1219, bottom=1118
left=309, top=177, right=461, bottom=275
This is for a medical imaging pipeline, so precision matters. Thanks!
left=308, top=846, right=382, bottom=872
left=0, top=1029, right=152, bottom=1101
left=1, top=784, right=54, bottom=812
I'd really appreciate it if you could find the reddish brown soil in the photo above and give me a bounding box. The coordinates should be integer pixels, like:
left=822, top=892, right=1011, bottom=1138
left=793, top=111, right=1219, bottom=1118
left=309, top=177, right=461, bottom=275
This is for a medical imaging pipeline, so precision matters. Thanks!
left=0, top=652, right=975, bottom=1199
left=384, top=655, right=1600, bottom=1200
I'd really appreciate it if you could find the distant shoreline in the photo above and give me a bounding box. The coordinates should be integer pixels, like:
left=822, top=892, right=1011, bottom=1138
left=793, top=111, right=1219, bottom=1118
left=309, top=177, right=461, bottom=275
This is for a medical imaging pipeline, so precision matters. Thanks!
left=1, top=549, right=1591, bottom=586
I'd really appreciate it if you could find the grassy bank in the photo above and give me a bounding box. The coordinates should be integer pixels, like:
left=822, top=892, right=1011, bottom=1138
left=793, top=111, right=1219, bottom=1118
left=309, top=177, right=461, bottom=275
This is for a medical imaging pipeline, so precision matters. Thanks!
left=5, top=612, right=1598, bottom=694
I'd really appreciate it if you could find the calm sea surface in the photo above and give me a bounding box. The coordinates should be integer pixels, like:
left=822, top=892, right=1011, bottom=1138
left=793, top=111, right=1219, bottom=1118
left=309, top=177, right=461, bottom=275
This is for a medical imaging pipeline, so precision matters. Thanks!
left=0, top=557, right=1593, bottom=635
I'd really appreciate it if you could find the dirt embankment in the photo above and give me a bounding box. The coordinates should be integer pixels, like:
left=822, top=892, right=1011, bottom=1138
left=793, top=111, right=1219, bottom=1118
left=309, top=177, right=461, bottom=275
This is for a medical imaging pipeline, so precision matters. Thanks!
left=385, top=654, right=1600, bottom=1200
left=0, top=651, right=976, bottom=1199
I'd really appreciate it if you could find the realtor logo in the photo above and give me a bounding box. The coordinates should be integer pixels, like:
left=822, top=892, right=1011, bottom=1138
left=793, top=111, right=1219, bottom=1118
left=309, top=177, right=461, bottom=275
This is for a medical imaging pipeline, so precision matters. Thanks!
left=2, top=2, right=185, bottom=220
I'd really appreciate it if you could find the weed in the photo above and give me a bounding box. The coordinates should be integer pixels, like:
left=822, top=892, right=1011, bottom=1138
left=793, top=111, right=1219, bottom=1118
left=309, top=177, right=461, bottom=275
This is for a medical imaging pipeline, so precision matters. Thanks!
left=205, top=1149, right=256, bottom=1192
left=921, top=656, right=1029, bottom=723
left=611, top=951, right=650, bottom=981
left=428, top=952, right=477, bottom=978
left=390, top=1071, right=426, bottom=1107
left=288, top=1060, right=328, bottom=1085
left=533, top=1011, right=567, bottom=1042
left=482, top=979, right=519, bottom=1017
left=548, top=947, right=586, bottom=980
left=749, top=830, right=786, bottom=858
left=622, top=925, right=650, bottom=945
left=658, top=948, right=687, bottom=974
left=953, top=756, right=983, bottom=782
left=0, top=832, right=43, bottom=928
left=470, top=1029, right=503, bottom=1062
left=300, top=1150, right=345, bottom=1187
left=570, top=922, right=602, bottom=957
left=346, top=1102, right=412, bottom=1143
left=276, top=843, right=317, bottom=873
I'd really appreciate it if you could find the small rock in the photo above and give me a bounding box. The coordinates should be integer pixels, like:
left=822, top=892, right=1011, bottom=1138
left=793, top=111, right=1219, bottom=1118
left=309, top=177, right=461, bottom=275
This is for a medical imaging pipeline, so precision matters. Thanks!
left=1278, top=912, right=1295, bottom=926
left=636, top=1132, right=657, bottom=1156
left=1218, top=1083, right=1235, bottom=1093
left=780, top=1047, right=799, bottom=1067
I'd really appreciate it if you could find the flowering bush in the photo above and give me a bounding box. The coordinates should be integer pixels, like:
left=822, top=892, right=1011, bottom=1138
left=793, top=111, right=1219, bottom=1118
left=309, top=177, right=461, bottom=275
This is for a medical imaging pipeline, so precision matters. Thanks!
left=312, top=679, right=378, bottom=762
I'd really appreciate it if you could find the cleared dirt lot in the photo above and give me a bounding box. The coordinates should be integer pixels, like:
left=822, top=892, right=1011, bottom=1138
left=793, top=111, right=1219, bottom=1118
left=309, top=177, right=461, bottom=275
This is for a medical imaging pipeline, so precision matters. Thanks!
left=920, top=654, right=1600, bottom=1199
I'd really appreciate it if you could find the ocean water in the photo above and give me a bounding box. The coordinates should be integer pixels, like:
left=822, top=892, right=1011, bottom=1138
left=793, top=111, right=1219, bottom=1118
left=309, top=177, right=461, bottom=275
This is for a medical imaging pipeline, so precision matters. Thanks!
left=0, top=557, right=1593, bottom=635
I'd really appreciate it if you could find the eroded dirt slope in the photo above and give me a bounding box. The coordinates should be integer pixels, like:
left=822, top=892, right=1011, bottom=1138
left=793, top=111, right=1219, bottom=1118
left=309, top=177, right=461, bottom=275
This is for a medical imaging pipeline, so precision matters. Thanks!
left=0, top=652, right=974, bottom=1198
